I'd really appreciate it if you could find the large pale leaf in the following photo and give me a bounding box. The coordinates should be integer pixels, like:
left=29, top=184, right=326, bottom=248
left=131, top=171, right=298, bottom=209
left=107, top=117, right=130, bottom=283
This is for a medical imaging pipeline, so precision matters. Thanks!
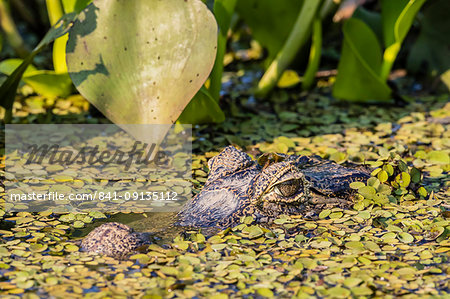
left=66, top=0, right=217, bottom=135
left=333, top=18, right=391, bottom=101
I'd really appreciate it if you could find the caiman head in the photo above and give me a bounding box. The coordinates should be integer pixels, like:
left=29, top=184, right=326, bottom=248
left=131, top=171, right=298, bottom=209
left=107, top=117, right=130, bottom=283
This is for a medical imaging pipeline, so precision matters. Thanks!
left=177, top=146, right=369, bottom=228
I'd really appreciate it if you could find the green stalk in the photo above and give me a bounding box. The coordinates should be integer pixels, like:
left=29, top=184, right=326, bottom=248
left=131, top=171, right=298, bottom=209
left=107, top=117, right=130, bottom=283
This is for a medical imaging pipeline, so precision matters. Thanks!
left=209, top=33, right=227, bottom=102
left=302, top=15, right=322, bottom=91
left=380, top=43, right=400, bottom=81
left=255, top=0, right=323, bottom=98
left=320, top=0, right=338, bottom=19
left=209, top=0, right=237, bottom=102
left=4, top=106, right=12, bottom=123
left=46, top=0, right=68, bottom=73
left=46, top=0, right=64, bottom=25
left=0, top=0, right=28, bottom=57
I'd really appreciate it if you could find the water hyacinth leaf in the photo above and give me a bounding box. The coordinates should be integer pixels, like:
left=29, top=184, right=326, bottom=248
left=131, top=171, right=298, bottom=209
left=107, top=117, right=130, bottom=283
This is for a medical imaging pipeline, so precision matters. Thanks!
left=256, top=288, right=274, bottom=298
left=30, top=243, right=48, bottom=252
left=352, top=286, right=373, bottom=296
left=352, top=6, right=383, bottom=43
left=380, top=0, right=426, bottom=80
left=0, top=13, right=76, bottom=113
left=319, top=209, right=331, bottom=219
left=377, top=184, right=391, bottom=195
left=371, top=168, right=381, bottom=176
left=247, top=225, right=264, bottom=239
left=328, top=286, right=351, bottom=297
left=256, top=0, right=322, bottom=97
left=332, top=18, right=391, bottom=102
left=66, top=0, right=217, bottom=139
left=22, top=71, right=73, bottom=98
left=407, top=0, right=450, bottom=86
left=398, top=160, right=408, bottom=172
left=0, top=58, right=37, bottom=76
left=381, top=0, right=425, bottom=47
left=177, top=87, right=225, bottom=124
left=64, top=243, right=79, bottom=252
left=367, top=177, right=380, bottom=189
left=235, top=0, right=303, bottom=62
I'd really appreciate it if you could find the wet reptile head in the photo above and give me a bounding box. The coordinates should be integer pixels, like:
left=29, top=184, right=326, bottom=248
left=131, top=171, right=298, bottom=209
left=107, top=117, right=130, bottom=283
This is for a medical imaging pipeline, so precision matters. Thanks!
left=177, top=146, right=369, bottom=228
left=250, top=155, right=310, bottom=205
left=80, top=222, right=150, bottom=258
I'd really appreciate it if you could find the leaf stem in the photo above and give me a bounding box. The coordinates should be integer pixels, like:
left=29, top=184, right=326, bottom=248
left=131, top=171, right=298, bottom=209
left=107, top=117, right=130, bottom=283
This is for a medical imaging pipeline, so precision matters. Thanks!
left=302, top=15, right=322, bottom=91
left=46, top=0, right=68, bottom=73
left=0, top=0, right=29, bottom=57
left=4, top=108, right=12, bottom=123
left=209, top=0, right=237, bottom=102
left=255, top=0, right=324, bottom=98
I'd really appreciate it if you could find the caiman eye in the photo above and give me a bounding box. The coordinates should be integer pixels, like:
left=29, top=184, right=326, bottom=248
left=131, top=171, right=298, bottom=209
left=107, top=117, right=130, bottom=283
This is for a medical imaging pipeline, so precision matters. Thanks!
left=274, top=179, right=301, bottom=197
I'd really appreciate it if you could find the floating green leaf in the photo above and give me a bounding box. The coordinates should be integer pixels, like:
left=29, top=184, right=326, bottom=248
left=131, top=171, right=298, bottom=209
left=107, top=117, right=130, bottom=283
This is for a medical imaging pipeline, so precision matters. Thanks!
left=358, top=185, right=377, bottom=199
left=398, top=232, right=414, bottom=243
left=427, top=151, right=449, bottom=165
left=377, top=170, right=388, bottom=183
left=395, top=172, right=411, bottom=188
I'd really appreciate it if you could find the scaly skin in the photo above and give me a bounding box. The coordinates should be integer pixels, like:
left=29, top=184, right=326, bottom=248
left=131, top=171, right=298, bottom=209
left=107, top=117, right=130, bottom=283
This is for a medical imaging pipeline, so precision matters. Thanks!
left=81, top=146, right=369, bottom=258
left=177, top=146, right=369, bottom=228
left=80, top=222, right=150, bottom=259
